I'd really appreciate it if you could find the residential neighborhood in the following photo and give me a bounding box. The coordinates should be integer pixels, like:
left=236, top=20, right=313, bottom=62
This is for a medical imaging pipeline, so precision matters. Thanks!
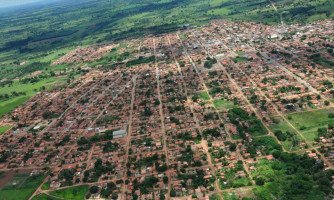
left=0, top=19, right=334, bottom=200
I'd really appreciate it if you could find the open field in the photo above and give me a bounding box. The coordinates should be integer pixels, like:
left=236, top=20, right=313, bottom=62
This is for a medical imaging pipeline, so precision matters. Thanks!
left=285, top=109, right=334, bottom=142
left=0, top=76, right=67, bottom=118
left=31, top=194, right=54, bottom=200
left=0, top=96, right=31, bottom=118
left=0, top=125, right=11, bottom=134
left=32, top=186, right=88, bottom=200
left=0, top=172, right=44, bottom=200
left=269, top=116, right=304, bottom=151
left=213, top=99, right=236, bottom=110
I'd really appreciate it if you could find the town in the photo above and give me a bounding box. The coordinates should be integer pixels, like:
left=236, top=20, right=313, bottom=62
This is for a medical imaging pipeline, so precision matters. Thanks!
left=0, top=19, right=334, bottom=200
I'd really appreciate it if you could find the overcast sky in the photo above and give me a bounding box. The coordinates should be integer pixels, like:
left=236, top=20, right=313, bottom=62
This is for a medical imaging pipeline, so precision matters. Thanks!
left=0, top=0, right=46, bottom=8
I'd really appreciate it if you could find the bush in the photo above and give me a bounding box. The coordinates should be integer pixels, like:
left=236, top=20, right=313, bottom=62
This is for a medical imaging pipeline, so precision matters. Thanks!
left=229, top=143, right=237, bottom=151
left=204, top=57, right=217, bottom=69
left=89, top=186, right=99, bottom=194
left=274, top=130, right=287, bottom=141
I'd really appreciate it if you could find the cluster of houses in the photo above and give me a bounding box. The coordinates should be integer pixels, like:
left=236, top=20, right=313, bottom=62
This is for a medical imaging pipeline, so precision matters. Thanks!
left=0, top=19, right=333, bottom=199
left=52, top=44, right=118, bottom=65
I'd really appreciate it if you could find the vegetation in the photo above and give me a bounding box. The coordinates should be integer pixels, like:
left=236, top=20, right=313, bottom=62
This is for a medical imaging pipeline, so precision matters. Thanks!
left=0, top=0, right=333, bottom=119
left=0, top=173, right=45, bottom=200
left=2, top=0, right=332, bottom=66
left=219, top=160, right=251, bottom=189
left=134, top=176, right=159, bottom=194
left=0, top=73, right=67, bottom=118
left=126, top=56, right=155, bottom=67
left=252, top=151, right=334, bottom=200
left=286, top=109, right=334, bottom=142
left=204, top=57, right=217, bottom=69
left=232, top=56, right=249, bottom=63
left=228, top=108, right=267, bottom=138
left=48, top=185, right=89, bottom=200
left=0, top=125, right=11, bottom=134
left=213, top=99, right=236, bottom=110
left=192, top=91, right=210, bottom=101
left=248, top=136, right=282, bottom=156
left=270, top=116, right=303, bottom=151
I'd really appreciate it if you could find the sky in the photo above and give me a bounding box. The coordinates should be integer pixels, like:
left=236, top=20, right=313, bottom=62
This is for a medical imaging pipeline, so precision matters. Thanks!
left=0, top=0, right=46, bottom=8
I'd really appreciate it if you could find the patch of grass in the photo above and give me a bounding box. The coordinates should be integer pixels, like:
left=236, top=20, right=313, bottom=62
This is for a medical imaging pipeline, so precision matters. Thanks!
left=126, top=56, right=155, bottom=67
left=286, top=109, right=334, bottom=142
left=0, top=77, right=66, bottom=118
left=220, top=161, right=251, bottom=189
left=48, top=185, right=89, bottom=200
left=0, top=125, right=11, bottom=134
left=199, top=91, right=210, bottom=101
left=209, top=193, right=222, bottom=200
left=0, top=96, right=30, bottom=118
left=213, top=99, right=236, bottom=110
left=192, top=91, right=211, bottom=102
left=222, top=192, right=238, bottom=200
left=231, top=134, right=241, bottom=140
left=248, top=136, right=282, bottom=156
left=31, top=193, right=56, bottom=200
left=0, top=173, right=45, bottom=200
left=232, top=56, right=248, bottom=63
left=41, top=181, right=50, bottom=190
left=0, top=77, right=64, bottom=96
left=269, top=116, right=303, bottom=151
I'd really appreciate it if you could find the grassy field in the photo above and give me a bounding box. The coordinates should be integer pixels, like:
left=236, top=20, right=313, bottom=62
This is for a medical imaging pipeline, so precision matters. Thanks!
left=222, top=192, right=239, bottom=200
left=0, top=125, right=12, bottom=134
left=269, top=116, right=304, bottom=151
left=199, top=91, right=210, bottom=101
left=213, top=98, right=236, bottom=110
left=0, top=96, right=31, bottom=118
left=193, top=91, right=210, bottom=101
left=0, top=173, right=45, bottom=200
left=0, top=76, right=67, bottom=118
left=285, top=109, right=334, bottom=142
left=31, top=194, right=55, bottom=200
left=32, top=185, right=88, bottom=200
left=48, top=185, right=88, bottom=200
left=41, top=181, right=50, bottom=191
left=0, top=77, right=64, bottom=96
